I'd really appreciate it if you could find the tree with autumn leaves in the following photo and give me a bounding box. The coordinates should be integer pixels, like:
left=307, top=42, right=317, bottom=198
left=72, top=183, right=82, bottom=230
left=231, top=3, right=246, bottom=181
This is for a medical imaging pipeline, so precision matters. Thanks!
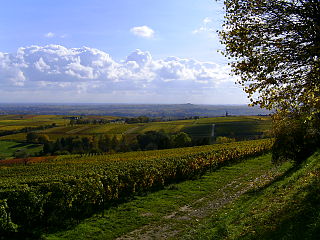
left=220, top=0, right=320, bottom=162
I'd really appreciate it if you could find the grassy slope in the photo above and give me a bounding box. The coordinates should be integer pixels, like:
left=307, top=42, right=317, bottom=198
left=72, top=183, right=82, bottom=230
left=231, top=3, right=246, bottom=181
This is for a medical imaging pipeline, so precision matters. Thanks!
left=45, top=154, right=291, bottom=240
left=45, top=151, right=320, bottom=240
left=0, top=141, right=42, bottom=159
left=184, top=151, right=320, bottom=240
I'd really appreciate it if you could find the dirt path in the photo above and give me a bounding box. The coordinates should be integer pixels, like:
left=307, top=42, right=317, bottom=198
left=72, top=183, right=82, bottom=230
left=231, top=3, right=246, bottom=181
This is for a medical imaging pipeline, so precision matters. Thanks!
left=116, top=168, right=278, bottom=240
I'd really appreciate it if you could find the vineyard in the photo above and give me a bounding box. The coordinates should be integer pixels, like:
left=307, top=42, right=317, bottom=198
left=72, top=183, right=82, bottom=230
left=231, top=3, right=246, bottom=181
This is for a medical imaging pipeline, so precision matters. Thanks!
left=0, top=139, right=272, bottom=235
left=0, top=115, right=271, bottom=143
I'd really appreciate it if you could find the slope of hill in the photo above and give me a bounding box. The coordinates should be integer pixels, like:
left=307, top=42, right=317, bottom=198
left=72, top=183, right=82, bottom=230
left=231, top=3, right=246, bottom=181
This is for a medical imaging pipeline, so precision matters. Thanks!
left=44, top=151, right=320, bottom=240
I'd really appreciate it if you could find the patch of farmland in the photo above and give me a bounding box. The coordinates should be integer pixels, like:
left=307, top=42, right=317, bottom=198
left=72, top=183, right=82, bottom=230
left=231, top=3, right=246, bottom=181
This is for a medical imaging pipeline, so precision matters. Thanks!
left=65, top=125, right=94, bottom=134
left=81, top=124, right=135, bottom=134
left=140, top=123, right=186, bottom=133
left=0, top=140, right=42, bottom=158
left=0, top=125, right=26, bottom=131
left=40, top=126, right=79, bottom=134
left=215, top=121, right=271, bottom=139
left=0, top=133, right=27, bottom=141
left=0, top=120, right=57, bottom=127
left=196, top=116, right=270, bottom=124
left=182, top=124, right=212, bottom=137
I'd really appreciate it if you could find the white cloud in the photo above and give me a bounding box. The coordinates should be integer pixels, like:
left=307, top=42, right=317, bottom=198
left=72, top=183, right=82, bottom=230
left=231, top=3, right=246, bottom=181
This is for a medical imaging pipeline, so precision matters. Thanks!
left=203, top=17, right=212, bottom=24
left=44, top=32, right=55, bottom=38
left=0, top=45, right=235, bottom=103
left=130, top=26, right=155, bottom=38
left=192, top=17, right=214, bottom=34
left=34, top=57, right=50, bottom=72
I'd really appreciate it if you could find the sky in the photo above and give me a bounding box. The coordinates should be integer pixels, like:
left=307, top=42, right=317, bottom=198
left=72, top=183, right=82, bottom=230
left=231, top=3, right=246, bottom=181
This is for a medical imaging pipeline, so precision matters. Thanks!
left=0, top=0, right=248, bottom=104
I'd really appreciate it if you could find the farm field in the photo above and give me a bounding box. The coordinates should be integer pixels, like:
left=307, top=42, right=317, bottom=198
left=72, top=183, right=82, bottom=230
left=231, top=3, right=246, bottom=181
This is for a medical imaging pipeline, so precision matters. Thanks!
left=0, top=115, right=68, bottom=127
left=0, top=140, right=42, bottom=159
left=0, top=133, right=27, bottom=141
left=0, top=115, right=272, bottom=142
left=0, top=139, right=272, bottom=238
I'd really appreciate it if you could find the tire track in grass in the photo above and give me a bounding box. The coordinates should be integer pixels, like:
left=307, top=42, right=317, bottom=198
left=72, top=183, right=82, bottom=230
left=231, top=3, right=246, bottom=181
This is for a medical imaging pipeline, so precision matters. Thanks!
left=116, top=155, right=289, bottom=240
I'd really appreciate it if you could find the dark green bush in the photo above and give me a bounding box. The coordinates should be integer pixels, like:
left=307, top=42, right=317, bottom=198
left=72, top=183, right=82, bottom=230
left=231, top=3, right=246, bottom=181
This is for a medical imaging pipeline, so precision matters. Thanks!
left=272, top=113, right=320, bottom=164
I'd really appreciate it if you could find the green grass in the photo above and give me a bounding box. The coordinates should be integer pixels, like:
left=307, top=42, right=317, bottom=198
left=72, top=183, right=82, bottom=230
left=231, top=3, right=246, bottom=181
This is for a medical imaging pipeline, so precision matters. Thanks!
left=45, top=153, right=291, bottom=240
left=44, top=151, right=320, bottom=240
left=0, top=140, right=42, bottom=159
left=183, top=151, right=320, bottom=240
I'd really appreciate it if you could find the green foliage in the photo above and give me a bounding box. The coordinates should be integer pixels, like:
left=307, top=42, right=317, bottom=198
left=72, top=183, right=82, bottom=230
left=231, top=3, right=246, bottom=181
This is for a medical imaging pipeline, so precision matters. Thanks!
left=171, top=132, right=192, bottom=148
left=26, top=132, right=39, bottom=143
left=137, top=131, right=171, bottom=150
left=271, top=113, right=320, bottom=164
left=221, top=0, right=320, bottom=163
left=221, top=0, right=320, bottom=114
left=125, top=116, right=150, bottom=124
left=37, top=134, right=49, bottom=144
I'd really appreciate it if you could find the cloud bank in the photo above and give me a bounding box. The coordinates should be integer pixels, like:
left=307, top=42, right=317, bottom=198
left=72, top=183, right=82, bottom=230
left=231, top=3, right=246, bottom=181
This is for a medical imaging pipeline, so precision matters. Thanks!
left=0, top=45, right=237, bottom=103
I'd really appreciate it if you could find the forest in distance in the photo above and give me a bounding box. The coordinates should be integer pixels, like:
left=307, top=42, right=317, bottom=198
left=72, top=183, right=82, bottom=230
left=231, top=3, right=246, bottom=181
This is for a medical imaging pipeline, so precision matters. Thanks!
left=0, top=103, right=270, bottom=118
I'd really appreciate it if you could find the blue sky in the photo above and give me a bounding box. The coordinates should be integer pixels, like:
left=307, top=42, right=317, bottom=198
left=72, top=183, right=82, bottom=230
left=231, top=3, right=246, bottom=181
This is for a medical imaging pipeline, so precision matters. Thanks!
left=0, top=0, right=247, bottom=104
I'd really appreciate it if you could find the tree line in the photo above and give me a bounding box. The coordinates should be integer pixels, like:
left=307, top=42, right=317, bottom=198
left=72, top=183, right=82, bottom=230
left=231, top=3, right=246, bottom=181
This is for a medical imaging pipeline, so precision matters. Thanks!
left=33, top=131, right=210, bottom=155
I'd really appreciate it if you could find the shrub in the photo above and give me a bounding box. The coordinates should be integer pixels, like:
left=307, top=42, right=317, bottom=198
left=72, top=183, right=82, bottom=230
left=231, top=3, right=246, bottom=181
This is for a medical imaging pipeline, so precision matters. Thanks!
left=271, top=113, right=320, bottom=164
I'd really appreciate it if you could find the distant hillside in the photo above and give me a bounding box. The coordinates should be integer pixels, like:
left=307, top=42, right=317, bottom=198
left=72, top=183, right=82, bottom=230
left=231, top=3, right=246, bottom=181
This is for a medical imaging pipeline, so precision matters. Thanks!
left=0, top=103, right=270, bottom=117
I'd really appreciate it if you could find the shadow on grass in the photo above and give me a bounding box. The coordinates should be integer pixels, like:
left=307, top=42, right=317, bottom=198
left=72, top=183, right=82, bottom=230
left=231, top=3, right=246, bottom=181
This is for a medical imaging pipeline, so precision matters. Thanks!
left=26, top=144, right=41, bottom=149
left=245, top=163, right=300, bottom=196
left=9, top=143, right=40, bottom=149
left=242, top=178, right=320, bottom=240
left=9, top=143, right=27, bottom=149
